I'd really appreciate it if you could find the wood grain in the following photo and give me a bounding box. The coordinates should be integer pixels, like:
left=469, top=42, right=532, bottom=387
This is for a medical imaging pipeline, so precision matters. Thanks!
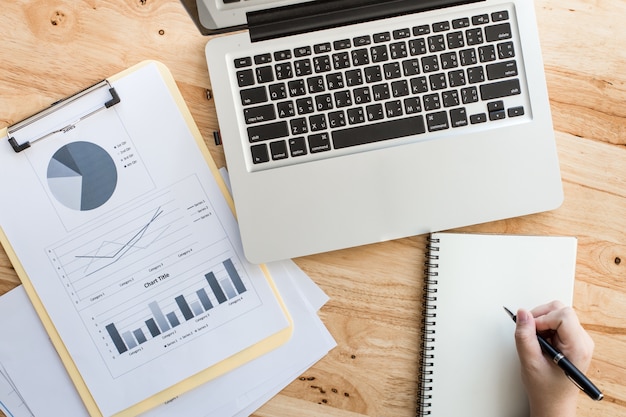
left=0, top=1, right=624, bottom=416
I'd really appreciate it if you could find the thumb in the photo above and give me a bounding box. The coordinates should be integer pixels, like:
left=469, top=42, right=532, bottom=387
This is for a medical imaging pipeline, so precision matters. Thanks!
left=514, top=309, right=542, bottom=366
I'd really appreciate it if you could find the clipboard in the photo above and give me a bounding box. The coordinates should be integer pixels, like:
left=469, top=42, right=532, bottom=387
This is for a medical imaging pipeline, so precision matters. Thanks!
left=0, top=61, right=293, bottom=417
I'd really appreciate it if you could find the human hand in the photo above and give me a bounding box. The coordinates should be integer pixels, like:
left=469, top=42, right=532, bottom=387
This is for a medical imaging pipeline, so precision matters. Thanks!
left=514, top=301, right=595, bottom=417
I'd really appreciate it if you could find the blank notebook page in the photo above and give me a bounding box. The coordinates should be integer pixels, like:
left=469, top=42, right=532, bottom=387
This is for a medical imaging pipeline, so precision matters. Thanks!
left=422, top=232, right=577, bottom=417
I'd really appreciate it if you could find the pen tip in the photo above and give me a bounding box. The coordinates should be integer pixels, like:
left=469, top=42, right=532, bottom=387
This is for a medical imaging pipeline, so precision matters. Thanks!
left=503, top=306, right=516, bottom=320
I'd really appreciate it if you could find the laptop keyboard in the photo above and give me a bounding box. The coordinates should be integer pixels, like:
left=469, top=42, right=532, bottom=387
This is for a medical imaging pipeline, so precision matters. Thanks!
left=232, top=6, right=527, bottom=167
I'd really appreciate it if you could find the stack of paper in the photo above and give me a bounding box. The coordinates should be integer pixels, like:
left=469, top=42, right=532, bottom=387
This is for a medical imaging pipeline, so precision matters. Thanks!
left=0, top=61, right=335, bottom=417
left=0, top=257, right=334, bottom=417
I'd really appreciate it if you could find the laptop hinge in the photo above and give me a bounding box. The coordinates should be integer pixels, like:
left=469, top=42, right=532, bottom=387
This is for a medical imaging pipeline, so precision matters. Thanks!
left=247, top=0, right=484, bottom=42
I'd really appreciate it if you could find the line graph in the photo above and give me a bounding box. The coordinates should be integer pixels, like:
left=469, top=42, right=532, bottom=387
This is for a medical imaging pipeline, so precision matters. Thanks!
left=75, top=207, right=170, bottom=276
left=50, top=197, right=193, bottom=304
left=46, top=174, right=229, bottom=320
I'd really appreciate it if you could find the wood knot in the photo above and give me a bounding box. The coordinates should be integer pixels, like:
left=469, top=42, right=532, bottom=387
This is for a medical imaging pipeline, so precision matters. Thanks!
left=50, top=10, right=65, bottom=26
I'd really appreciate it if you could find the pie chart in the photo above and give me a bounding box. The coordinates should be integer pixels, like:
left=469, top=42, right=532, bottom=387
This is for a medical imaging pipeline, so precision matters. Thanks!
left=47, top=141, right=118, bottom=211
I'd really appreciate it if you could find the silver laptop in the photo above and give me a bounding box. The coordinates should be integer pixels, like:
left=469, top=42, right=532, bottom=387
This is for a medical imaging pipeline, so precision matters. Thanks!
left=199, top=0, right=563, bottom=263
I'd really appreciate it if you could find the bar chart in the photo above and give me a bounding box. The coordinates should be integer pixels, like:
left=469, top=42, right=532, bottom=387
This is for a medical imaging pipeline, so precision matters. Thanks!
left=105, top=258, right=247, bottom=355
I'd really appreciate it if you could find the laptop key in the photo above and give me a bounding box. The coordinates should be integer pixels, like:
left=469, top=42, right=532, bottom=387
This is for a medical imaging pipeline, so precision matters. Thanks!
left=498, top=41, right=515, bottom=58
left=255, top=66, right=274, bottom=83
left=289, top=137, right=308, bottom=157
left=472, top=14, right=490, bottom=25
left=373, top=32, right=391, bottom=43
left=250, top=143, right=269, bottom=163
left=234, top=57, right=252, bottom=68
left=393, top=28, right=411, bottom=39
left=290, top=118, right=308, bottom=134
left=426, top=111, right=449, bottom=131
left=453, top=18, right=470, bottom=29
left=465, top=28, right=484, bottom=46
left=371, top=45, right=389, bottom=63
left=308, top=133, right=331, bottom=153
left=485, top=23, right=512, bottom=42
left=332, top=115, right=425, bottom=149
left=486, top=60, right=517, bottom=80
left=345, top=69, right=364, bottom=86
left=244, top=104, right=275, bottom=124
left=409, top=38, right=427, bottom=55
left=294, top=59, right=312, bottom=76
left=269, top=83, right=287, bottom=100
left=508, top=106, right=525, bottom=117
left=328, top=111, right=346, bottom=127
left=450, top=108, right=468, bottom=127
left=237, top=69, right=255, bottom=87
left=277, top=101, right=295, bottom=118
left=309, top=114, right=327, bottom=131
left=489, top=109, right=506, bottom=120
left=478, top=45, right=497, bottom=62
left=313, top=55, right=332, bottom=72
left=366, top=103, right=384, bottom=121
left=470, top=113, right=487, bottom=124
left=294, top=46, right=312, bottom=57
left=461, top=86, right=479, bottom=103
left=432, top=21, right=450, bottom=32
left=480, top=78, right=521, bottom=100
left=314, top=43, right=332, bottom=53
left=333, top=39, right=351, bottom=50
left=274, top=50, right=292, bottom=61
left=491, top=10, right=509, bottom=22
left=364, top=66, right=383, bottom=83
left=353, top=36, right=371, bottom=46
left=307, top=76, right=325, bottom=93
left=254, top=54, right=272, bottom=64
left=351, top=49, right=370, bottom=66
left=240, top=86, right=267, bottom=105
left=347, top=107, right=365, bottom=124
left=487, top=100, right=504, bottom=112
left=270, top=140, right=289, bottom=160
left=247, top=121, right=289, bottom=142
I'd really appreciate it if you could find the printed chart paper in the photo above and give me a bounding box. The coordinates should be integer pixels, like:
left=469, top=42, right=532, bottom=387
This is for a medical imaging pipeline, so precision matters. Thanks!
left=0, top=62, right=291, bottom=417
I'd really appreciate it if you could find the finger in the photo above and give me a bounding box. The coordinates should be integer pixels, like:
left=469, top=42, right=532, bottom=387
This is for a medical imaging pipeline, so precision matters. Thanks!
left=533, top=306, right=579, bottom=338
left=514, top=309, right=543, bottom=368
left=533, top=307, right=594, bottom=369
left=529, top=300, right=566, bottom=318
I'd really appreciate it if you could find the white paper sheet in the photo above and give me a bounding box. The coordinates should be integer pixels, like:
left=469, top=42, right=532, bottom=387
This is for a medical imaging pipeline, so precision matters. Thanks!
left=0, top=258, right=335, bottom=417
left=0, top=364, right=33, bottom=417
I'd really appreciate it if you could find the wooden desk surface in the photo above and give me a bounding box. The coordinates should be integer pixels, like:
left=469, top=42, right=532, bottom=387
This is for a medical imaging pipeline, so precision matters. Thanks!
left=0, top=1, right=624, bottom=416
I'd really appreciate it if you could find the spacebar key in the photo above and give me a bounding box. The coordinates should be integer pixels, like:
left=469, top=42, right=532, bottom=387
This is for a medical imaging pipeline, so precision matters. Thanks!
left=332, top=116, right=426, bottom=149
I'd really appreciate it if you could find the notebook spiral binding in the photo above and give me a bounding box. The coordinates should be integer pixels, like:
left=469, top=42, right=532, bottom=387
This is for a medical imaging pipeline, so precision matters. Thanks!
left=416, top=235, right=439, bottom=416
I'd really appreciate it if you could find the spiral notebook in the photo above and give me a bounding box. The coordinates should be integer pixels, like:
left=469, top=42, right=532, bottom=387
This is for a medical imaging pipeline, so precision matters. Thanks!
left=417, top=232, right=577, bottom=417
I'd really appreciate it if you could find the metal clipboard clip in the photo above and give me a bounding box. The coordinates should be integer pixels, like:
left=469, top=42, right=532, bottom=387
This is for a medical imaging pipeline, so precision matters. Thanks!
left=7, top=80, right=121, bottom=153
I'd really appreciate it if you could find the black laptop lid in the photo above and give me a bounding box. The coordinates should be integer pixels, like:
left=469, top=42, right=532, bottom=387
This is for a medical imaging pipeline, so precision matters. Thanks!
left=181, top=0, right=482, bottom=38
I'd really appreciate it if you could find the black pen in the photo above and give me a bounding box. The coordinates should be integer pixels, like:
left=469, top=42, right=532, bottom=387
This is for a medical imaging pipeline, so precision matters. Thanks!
left=503, top=306, right=603, bottom=401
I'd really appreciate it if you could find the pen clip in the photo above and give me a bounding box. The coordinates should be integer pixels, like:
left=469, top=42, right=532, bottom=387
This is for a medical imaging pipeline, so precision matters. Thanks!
left=565, top=371, right=585, bottom=392
left=564, top=367, right=604, bottom=401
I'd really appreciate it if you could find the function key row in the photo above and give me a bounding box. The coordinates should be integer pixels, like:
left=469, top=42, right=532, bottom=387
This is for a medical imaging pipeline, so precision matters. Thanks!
left=234, top=10, right=511, bottom=68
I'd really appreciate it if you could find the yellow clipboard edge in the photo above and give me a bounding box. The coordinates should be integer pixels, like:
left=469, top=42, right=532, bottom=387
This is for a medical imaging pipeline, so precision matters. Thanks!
left=0, top=60, right=294, bottom=417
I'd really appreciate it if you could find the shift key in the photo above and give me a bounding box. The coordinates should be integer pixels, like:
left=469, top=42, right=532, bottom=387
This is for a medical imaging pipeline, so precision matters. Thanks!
left=248, top=121, right=289, bottom=142
left=479, top=78, right=521, bottom=100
